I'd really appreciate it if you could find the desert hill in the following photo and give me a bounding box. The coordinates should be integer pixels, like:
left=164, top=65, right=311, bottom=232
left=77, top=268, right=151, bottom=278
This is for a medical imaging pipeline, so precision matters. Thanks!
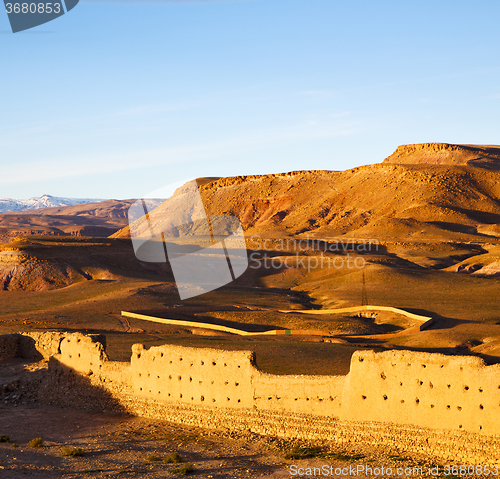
left=383, top=143, right=500, bottom=169
left=113, top=146, right=500, bottom=242
left=0, top=199, right=135, bottom=243
left=0, top=236, right=162, bottom=291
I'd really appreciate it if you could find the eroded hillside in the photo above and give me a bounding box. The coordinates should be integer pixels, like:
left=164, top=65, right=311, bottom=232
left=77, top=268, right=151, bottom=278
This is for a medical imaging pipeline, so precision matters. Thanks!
left=112, top=143, right=500, bottom=242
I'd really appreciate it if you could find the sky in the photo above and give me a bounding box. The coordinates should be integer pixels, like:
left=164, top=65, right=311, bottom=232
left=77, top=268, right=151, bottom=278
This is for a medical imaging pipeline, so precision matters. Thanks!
left=1, top=0, right=500, bottom=200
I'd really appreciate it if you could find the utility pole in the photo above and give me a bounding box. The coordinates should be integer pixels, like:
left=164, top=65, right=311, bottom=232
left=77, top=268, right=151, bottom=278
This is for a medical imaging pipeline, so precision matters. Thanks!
left=361, top=271, right=368, bottom=306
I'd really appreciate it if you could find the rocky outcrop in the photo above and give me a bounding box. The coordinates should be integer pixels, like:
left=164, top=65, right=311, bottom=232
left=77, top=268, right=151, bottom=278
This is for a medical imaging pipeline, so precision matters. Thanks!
left=383, top=143, right=500, bottom=168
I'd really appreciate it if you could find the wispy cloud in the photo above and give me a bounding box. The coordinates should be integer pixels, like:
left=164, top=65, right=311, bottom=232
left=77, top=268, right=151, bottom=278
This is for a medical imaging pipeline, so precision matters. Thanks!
left=0, top=119, right=359, bottom=187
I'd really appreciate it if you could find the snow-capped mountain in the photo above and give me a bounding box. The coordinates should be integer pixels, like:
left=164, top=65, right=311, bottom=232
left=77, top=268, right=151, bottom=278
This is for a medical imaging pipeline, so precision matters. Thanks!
left=0, top=194, right=104, bottom=214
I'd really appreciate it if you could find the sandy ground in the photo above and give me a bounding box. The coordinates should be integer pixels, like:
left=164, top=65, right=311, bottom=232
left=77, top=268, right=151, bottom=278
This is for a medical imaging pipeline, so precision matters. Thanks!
left=0, top=404, right=449, bottom=479
left=0, top=405, right=286, bottom=478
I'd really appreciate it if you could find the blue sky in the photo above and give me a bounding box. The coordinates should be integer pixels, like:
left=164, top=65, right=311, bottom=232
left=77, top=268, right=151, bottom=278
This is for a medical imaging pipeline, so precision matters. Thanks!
left=1, top=0, right=500, bottom=199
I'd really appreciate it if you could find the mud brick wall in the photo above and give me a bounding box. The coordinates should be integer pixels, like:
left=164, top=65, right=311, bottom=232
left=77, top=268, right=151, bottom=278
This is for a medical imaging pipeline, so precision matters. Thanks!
left=130, top=343, right=345, bottom=415
left=4, top=330, right=500, bottom=464
left=341, top=350, right=500, bottom=435
left=252, top=373, right=344, bottom=416
left=130, top=343, right=256, bottom=409
left=20, top=332, right=66, bottom=360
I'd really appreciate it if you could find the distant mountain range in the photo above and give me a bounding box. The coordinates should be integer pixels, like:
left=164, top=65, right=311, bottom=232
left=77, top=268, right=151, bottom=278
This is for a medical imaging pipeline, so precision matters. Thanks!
left=0, top=196, right=136, bottom=243
left=0, top=194, right=104, bottom=214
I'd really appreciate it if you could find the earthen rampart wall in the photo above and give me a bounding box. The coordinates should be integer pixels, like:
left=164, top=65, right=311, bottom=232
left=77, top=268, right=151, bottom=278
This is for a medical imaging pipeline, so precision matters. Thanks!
left=341, top=350, right=500, bottom=435
left=3, top=332, right=500, bottom=464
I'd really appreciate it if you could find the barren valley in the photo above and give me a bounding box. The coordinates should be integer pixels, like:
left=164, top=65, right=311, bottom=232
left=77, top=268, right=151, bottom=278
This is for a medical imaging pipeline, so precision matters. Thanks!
left=2, top=143, right=500, bottom=476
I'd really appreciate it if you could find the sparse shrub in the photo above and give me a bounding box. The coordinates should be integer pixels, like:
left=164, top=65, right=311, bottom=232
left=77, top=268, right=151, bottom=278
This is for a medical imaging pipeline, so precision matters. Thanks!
left=29, top=437, right=44, bottom=448
left=284, top=446, right=322, bottom=459
left=0, top=435, right=10, bottom=443
left=164, top=452, right=183, bottom=464
left=322, top=451, right=365, bottom=461
left=61, top=446, right=84, bottom=457
left=389, top=454, right=406, bottom=462
left=173, top=463, right=194, bottom=475
left=146, top=454, right=162, bottom=462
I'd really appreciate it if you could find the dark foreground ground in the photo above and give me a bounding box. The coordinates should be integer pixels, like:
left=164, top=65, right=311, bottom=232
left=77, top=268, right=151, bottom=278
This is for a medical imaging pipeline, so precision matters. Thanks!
left=0, top=404, right=471, bottom=479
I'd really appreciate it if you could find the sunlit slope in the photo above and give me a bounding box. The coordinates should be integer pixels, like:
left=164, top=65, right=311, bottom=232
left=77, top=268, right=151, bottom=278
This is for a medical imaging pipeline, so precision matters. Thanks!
left=112, top=146, right=500, bottom=241
left=0, top=237, right=161, bottom=291
left=383, top=143, right=500, bottom=168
